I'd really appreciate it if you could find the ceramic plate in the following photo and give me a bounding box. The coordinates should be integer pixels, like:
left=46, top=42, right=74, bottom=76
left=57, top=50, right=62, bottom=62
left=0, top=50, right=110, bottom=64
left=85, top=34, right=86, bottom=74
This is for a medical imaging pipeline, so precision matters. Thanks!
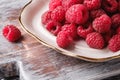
left=19, top=0, right=120, bottom=62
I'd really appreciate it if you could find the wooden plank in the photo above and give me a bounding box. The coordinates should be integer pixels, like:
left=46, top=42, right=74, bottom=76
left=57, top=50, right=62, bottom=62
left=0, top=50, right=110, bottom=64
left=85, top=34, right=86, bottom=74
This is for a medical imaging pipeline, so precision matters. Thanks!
left=0, top=0, right=120, bottom=80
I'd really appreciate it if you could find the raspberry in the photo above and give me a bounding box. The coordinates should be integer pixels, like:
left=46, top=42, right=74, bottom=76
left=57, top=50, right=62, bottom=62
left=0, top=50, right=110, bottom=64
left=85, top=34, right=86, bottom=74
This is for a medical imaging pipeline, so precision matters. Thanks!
left=102, top=0, right=118, bottom=13
left=90, top=9, right=106, bottom=20
left=102, top=30, right=114, bottom=45
left=65, top=4, right=89, bottom=25
left=111, top=13, right=120, bottom=29
left=62, top=0, right=83, bottom=11
left=77, top=23, right=94, bottom=39
left=116, top=27, right=120, bottom=34
left=86, top=32, right=105, bottom=49
left=46, top=21, right=62, bottom=36
left=49, top=0, right=62, bottom=10
left=108, top=34, right=120, bottom=52
left=62, top=23, right=78, bottom=40
left=118, top=0, right=120, bottom=12
left=83, top=0, right=101, bottom=10
left=92, top=14, right=111, bottom=33
left=56, top=31, right=73, bottom=48
left=41, top=10, right=52, bottom=25
left=51, top=6, right=65, bottom=22
left=2, top=25, right=21, bottom=42
left=42, top=0, right=120, bottom=50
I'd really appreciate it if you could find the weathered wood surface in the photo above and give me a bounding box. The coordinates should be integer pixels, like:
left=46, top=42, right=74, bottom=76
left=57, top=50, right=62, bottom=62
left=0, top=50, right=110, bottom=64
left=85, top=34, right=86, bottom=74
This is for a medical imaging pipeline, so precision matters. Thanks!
left=0, top=0, right=120, bottom=80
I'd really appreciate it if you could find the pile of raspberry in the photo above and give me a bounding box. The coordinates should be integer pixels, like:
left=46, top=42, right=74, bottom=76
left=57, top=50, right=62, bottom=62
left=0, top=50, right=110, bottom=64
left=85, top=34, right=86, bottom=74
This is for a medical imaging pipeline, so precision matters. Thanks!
left=41, top=0, right=120, bottom=52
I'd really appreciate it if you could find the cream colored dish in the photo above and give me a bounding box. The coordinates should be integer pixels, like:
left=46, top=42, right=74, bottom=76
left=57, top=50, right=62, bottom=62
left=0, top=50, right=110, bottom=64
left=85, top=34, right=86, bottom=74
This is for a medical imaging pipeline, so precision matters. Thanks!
left=19, top=0, right=120, bottom=62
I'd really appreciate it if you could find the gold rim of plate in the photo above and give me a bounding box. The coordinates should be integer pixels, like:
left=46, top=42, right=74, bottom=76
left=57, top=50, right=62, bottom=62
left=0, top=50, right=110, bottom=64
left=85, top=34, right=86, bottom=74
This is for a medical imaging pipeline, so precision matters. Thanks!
left=19, top=0, right=120, bottom=62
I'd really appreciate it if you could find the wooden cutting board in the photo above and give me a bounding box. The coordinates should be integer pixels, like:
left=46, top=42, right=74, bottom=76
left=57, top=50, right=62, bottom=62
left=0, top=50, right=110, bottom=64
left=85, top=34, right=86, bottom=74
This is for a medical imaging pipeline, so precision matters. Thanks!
left=0, top=0, right=120, bottom=80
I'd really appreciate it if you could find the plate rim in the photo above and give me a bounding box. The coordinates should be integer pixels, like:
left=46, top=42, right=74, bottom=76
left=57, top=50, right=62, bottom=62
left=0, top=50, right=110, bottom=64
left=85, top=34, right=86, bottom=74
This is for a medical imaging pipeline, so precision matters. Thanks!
left=19, top=0, right=120, bottom=62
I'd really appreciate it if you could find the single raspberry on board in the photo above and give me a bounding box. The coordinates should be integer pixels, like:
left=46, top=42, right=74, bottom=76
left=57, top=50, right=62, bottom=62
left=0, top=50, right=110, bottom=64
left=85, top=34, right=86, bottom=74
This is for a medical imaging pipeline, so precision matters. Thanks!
left=116, top=27, right=120, bottom=34
left=65, top=4, right=89, bottom=25
left=92, top=14, right=111, bottom=33
left=108, top=34, right=120, bottom=52
left=77, top=23, right=94, bottom=39
left=62, top=0, right=83, bottom=11
left=2, top=25, right=21, bottom=42
left=51, top=6, right=65, bottom=22
left=41, top=10, right=52, bottom=25
left=86, top=32, right=105, bottom=49
left=111, top=13, right=120, bottom=29
left=102, top=0, right=118, bottom=13
left=56, top=31, right=73, bottom=48
left=90, top=9, right=106, bottom=20
left=49, top=0, right=62, bottom=10
left=62, top=23, right=78, bottom=40
left=83, top=0, right=101, bottom=10
left=46, top=21, right=62, bottom=36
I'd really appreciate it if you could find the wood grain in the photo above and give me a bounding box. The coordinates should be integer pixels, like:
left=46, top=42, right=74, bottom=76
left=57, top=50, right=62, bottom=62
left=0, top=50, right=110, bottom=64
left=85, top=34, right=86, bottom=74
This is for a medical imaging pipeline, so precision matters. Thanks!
left=0, top=0, right=120, bottom=80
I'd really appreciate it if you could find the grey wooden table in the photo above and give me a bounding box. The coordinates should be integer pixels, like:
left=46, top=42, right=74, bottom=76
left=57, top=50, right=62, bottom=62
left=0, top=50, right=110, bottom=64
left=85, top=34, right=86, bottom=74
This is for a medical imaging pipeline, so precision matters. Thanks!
left=0, top=0, right=120, bottom=80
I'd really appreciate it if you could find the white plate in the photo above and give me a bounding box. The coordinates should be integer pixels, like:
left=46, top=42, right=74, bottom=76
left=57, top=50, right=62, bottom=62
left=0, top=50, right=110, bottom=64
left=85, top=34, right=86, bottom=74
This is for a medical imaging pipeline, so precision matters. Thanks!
left=19, top=0, right=120, bottom=62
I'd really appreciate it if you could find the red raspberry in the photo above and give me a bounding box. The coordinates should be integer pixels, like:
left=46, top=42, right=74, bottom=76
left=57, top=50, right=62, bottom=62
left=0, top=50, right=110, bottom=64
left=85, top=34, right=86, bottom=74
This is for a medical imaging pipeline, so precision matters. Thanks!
left=2, top=25, right=21, bottom=42
left=62, top=0, right=83, bottom=11
left=77, top=23, right=94, bottom=39
left=51, top=6, right=65, bottom=22
left=65, top=4, right=89, bottom=25
left=83, top=0, right=101, bottom=10
left=49, top=0, right=62, bottom=10
left=86, top=32, right=105, bottom=49
left=102, top=0, right=118, bottom=13
left=92, top=14, right=111, bottom=33
left=111, top=13, right=120, bottom=29
left=46, top=21, right=62, bottom=36
left=41, top=10, right=52, bottom=25
left=102, top=30, right=114, bottom=45
left=108, top=34, right=120, bottom=52
left=56, top=31, right=73, bottom=48
left=116, top=27, right=120, bottom=34
left=90, top=9, right=106, bottom=20
left=62, top=23, right=78, bottom=40
left=118, top=0, right=120, bottom=12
